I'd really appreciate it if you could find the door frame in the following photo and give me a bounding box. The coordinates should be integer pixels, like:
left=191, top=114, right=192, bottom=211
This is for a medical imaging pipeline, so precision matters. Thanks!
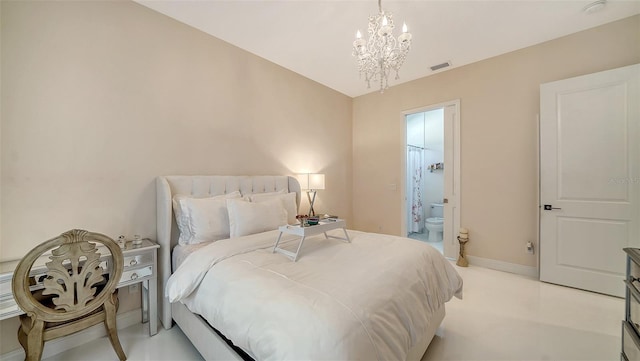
left=400, top=99, right=461, bottom=260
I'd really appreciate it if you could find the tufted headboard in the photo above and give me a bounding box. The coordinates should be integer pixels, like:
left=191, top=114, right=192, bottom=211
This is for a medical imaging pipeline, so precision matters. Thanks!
left=155, top=175, right=301, bottom=329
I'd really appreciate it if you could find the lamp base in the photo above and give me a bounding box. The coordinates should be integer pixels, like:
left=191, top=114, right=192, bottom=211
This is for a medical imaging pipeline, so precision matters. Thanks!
left=307, top=191, right=317, bottom=217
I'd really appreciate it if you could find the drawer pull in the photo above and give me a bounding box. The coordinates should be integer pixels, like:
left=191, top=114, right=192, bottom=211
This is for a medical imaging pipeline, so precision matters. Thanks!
left=129, top=259, right=138, bottom=266
left=130, top=273, right=139, bottom=280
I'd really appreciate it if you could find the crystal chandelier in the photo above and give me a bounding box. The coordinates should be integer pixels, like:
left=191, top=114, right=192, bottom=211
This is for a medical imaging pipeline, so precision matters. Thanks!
left=352, top=0, right=412, bottom=93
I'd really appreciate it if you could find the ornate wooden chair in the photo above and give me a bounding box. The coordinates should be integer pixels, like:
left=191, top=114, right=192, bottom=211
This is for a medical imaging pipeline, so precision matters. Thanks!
left=11, top=229, right=127, bottom=361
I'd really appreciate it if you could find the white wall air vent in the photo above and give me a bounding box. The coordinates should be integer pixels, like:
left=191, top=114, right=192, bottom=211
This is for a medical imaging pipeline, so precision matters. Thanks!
left=430, top=62, right=451, bottom=71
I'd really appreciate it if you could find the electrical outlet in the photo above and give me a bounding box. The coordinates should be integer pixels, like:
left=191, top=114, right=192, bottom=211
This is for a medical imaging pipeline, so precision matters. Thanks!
left=526, top=241, right=534, bottom=254
left=129, top=283, right=140, bottom=293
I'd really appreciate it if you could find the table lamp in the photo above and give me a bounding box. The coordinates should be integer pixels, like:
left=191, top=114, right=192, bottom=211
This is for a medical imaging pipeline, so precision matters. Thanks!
left=297, top=173, right=325, bottom=216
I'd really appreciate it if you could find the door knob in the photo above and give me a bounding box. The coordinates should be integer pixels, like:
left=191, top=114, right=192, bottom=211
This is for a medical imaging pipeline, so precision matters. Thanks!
left=443, top=198, right=449, bottom=204
left=543, top=204, right=561, bottom=210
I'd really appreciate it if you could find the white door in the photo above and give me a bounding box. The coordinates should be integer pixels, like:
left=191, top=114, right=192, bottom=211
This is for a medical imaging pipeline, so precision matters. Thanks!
left=540, top=64, right=640, bottom=297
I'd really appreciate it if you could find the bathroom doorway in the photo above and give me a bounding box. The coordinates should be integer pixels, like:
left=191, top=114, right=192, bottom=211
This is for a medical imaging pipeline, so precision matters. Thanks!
left=402, top=100, right=460, bottom=259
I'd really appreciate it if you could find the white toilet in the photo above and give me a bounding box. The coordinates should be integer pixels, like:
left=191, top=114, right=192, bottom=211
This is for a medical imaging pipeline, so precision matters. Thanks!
left=425, top=203, right=444, bottom=242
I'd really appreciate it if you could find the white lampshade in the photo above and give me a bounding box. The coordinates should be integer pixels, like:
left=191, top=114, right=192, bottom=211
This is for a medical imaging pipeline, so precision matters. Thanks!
left=297, top=173, right=325, bottom=191
left=309, top=173, right=325, bottom=190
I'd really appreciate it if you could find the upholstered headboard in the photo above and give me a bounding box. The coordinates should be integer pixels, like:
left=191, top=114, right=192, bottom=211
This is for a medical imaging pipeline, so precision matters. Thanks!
left=155, top=175, right=301, bottom=329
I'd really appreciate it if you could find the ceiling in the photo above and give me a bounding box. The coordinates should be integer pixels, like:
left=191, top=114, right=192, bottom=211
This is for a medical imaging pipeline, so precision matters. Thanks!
left=135, top=0, right=640, bottom=98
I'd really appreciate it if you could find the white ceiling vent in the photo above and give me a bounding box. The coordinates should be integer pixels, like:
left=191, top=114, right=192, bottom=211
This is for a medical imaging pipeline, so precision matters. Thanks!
left=430, top=62, right=451, bottom=71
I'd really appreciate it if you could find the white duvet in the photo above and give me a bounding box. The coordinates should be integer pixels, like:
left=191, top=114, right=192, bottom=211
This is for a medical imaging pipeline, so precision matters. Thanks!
left=166, top=229, right=463, bottom=361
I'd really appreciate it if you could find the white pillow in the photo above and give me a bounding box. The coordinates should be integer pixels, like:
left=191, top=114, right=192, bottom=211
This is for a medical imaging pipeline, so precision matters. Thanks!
left=227, top=198, right=287, bottom=238
left=249, top=192, right=298, bottom=225
left=173, top=191, right=241, bottom=245
left=186, top=198, right=233, bottom=244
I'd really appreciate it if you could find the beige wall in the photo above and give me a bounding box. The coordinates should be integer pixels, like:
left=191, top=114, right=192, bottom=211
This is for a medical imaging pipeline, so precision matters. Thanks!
left=0, top=0, right=353, bottom=259
left=352, top=15, right=640, bottom=267
left=0, top=0, right=352, bottom=354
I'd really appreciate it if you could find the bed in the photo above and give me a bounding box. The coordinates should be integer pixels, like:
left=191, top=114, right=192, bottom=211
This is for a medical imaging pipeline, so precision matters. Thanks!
left=156, top=175, right=462, bottom=360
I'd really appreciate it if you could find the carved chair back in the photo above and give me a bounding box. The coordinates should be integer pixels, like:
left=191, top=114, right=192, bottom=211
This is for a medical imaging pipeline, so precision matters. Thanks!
left=12, top=229, right=124, bottom=323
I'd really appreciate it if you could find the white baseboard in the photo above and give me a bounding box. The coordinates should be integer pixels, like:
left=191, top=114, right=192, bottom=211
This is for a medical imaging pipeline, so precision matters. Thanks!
left=467, top=255, right=538, bottom=279
left=1, top=309, right=141, bottom=361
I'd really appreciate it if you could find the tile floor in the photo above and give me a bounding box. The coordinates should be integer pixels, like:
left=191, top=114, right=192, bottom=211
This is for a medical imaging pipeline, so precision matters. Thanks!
left=422, top=265, right=622, bottom=361
left=409, top=231, right=443, bottom=253
left=43, top=264, right=623, bottom=361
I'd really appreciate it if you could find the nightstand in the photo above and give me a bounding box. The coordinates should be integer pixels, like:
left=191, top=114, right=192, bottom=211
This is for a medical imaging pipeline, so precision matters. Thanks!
left=272, top=219, right=350, bottom=261
left=0, top=239, right=160, bottom=336
left=119, top=239, right=160, bottom=336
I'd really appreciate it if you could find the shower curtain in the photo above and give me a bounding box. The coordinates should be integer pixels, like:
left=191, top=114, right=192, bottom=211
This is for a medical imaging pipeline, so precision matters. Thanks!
left=407, top=146, right=424, bottom=233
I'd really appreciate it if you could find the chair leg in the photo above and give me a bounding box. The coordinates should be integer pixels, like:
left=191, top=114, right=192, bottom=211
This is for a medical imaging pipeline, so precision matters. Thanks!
left=25, top=320, right=45, bottom=361
left=17, top=325, right=27, bottom=351
left=104, top=293, right=127, bottom=361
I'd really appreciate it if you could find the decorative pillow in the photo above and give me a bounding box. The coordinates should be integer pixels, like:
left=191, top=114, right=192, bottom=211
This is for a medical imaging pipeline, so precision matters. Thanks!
left=249, top=192, right=298, bottom=225
left=173, top=191, right=241, bottom=245
left=227, top=198, right=287, bottom=238
left=241, top=189, right=286, bottom=201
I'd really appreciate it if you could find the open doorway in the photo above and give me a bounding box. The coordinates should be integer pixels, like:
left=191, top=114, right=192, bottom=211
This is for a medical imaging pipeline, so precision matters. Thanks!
left=402, top=100, right=460, bottom=259
left=405, top=109, right=445, bottom=252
